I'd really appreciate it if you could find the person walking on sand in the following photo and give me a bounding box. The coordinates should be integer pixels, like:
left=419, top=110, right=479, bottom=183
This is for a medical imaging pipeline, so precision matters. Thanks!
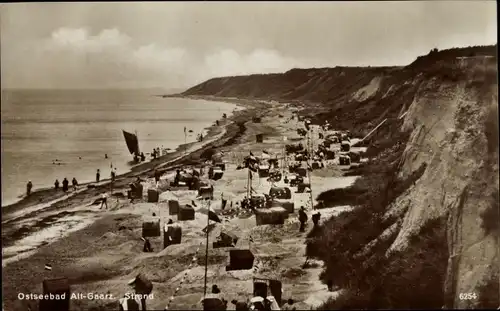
left=281, top=299, right=297, bottom=311
left=174, top=169, right=181, bottom=186
left=72, top=177, right=79, bottom=191
left=221, top=193, right=227, bottom=210
left=298, top=206, right=308, bottom=232
left=100, top=192, right=108, bottom=209
left=26, top=180, right=33, bottom=196
left=154, top=169, right=161, bottom=187
left=96, top=169, right=100, bottom=183
left=62, top=178, right=69, bottom=193
left=54, top=179, right=60, bottom=190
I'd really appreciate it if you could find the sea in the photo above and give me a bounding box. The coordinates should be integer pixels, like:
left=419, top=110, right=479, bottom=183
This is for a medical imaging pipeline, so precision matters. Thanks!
left=1, top=89, right=237, bottom=207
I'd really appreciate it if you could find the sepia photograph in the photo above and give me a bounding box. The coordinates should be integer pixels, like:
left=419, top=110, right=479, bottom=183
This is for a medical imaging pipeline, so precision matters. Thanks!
left=1, top=1, right=498, bottom=310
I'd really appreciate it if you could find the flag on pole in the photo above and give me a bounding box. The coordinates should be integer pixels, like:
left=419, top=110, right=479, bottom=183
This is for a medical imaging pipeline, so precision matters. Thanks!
left=184, top=126, right=187, bottom=134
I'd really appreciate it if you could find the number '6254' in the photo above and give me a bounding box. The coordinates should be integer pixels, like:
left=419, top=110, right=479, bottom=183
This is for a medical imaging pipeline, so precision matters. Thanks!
left=459, top=293, right=477, bottom=300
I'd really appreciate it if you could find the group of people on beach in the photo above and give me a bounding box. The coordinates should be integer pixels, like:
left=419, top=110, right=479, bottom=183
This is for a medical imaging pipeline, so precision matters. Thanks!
left=133, top=152, right=147, bottom=163
left=151, top=146, right=167, bottom=160
left=96, top=168, right=117, bottom=183
left=25, top=177, right=77, bottom=197
left=24, top=165, right=119, bottom=198
left=53, top=177, right=78, bottom=193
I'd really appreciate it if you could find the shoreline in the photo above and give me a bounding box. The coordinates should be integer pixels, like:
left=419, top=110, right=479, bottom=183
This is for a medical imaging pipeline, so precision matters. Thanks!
left=1, top=96, right=249, bottom=215
left=1, top=96, right=263, bottom=253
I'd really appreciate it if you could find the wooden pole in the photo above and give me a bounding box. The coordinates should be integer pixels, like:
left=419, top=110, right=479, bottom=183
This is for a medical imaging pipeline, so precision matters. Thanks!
left=203, top=199, right=211, bottom=298
left=306, top=130, right=315, bottom=210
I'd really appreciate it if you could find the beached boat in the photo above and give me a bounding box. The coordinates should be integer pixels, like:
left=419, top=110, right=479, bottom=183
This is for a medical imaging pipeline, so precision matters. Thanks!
left=122, top=130, right=140, bottom=158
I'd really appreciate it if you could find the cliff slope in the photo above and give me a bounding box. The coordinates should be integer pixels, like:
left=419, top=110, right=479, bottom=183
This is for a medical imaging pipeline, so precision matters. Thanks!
left=182, top=45, right=499, bottom=308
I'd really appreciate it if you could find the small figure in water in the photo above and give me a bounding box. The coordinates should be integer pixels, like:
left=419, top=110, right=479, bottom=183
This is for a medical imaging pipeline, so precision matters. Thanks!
left=140, top=152, right=146, bottom=162
left=105, top=154, right=108, bottom=159
left=96, top=169, right=100, bottom=183
left=62, top=178, right=69, bottom=192
left=26, top=180, right=33, bottom=196
left=72, top=177, right=79, bottom=191
left=54, top=179, right=60, bottom=190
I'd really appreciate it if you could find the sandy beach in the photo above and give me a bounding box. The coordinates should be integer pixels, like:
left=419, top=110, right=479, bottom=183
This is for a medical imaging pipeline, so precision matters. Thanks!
left=2, top=97, right=364, bottom=311
left=1, top=97, right=256, bottom=252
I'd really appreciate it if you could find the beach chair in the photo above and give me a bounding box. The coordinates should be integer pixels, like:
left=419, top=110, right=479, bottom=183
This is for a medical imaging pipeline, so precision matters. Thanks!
left=226, top=249, right=255, bottom=271
left=201, top=294, right=227, bottom=311
left=256, top=134, right=264, bottom=143
left=39, top=278, right=71, bottom=311
left=255, top=207, right=288, bottom=225
left=164, top=224, right=182, bottom=248
left=147, top=189, right=159, bottom=203
left=253, top=278, right=282, bottom=306
left=168, top=200, right=180, bottom=215
left=142, top=217, right=161, bottom=237
left=178, top=205, right=195, bottom=221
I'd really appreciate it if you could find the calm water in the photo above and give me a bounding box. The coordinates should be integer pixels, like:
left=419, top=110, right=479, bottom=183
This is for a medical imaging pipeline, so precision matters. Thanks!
left=1, top=89, right=237, bottom=206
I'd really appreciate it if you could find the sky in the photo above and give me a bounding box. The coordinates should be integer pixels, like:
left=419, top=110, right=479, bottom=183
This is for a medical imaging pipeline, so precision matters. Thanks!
left=1, top=1, right=497, bottom=90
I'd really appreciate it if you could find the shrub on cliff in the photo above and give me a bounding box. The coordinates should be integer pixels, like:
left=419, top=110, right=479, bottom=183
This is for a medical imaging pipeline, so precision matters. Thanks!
left=320, top=217, right=448, bottom=309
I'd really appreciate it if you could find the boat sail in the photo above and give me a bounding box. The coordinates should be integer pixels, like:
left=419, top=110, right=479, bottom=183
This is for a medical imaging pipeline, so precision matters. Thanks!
left=122, top=130, right=140, bottom=155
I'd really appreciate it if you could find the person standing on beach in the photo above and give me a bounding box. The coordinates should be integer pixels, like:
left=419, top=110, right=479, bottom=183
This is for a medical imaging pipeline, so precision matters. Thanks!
left=111, top=168, right=116, bottom=182
left=174, top=169, right=181, bottom=186
left=26, top=180, right=33, bottom=196
left=96, top=169, right=100, bottom=183
left=54, top=179, right=60, bottom=190
left=62, top=178, right=69, bottom=192
left=100, top=192, right=108, bottom=209
left=298, top=206, right=308, bottom=232
left=72, top=177, right=79, bottom=191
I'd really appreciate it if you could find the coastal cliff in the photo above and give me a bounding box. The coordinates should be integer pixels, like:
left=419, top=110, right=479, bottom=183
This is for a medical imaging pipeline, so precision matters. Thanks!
left=182, top=45, right=499, bottom=308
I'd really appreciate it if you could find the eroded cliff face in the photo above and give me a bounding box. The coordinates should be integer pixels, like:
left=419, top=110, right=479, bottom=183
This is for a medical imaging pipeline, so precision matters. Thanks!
left=182, top=46, right=499, bottom=307
left=387, top=57, right=498, bottom=308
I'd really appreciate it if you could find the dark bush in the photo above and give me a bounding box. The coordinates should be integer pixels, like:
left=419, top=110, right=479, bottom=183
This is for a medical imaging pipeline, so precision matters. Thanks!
left=320, top=217, right=448, bottom=309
